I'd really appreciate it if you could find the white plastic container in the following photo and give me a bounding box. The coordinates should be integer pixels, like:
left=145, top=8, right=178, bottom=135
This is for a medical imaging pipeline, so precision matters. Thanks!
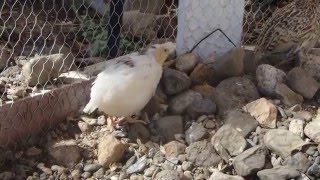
left=176, top=0, right=245, bottom=60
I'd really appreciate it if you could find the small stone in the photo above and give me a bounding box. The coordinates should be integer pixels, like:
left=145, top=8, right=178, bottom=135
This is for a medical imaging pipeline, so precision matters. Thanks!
left=126, top=155, right=148, bottom=174
left=303, top=57, right=320, bottom=81
left=162, top=68, right=191, bottom=95
left=289, top=118, right=305, bottom=137
left=169, top=90, right=202, bottom=114
left=47, top=140, right=80, bottom=167
left=80, top=116, right=98, bottom=126
left=175, top=53, right=199, bottom=73
left=233, top=145, right=268, bottom=176
left=154, top=170, right=180, bottom=180
left=213, top=77, right=260, bottom=115
left=294, top=111, right=313, bottom=121
left=98, top=135, right=126, bottom=167
left=275, top=83, right=304, bottom=107
left=264, top=129, right=310, bottom=158
left=257, top=166, right=300, bottom=180
left=71, top=170, right=81, bottom=180
left=78, top=121, right=91, bottom=133
left=211, top=124, right=247, bottom=161
left=186, top=140, right=222, bottom=167
left=156, top=116, right=183, bottom=142
left=224, top=109, right=259, bottom=137
left=144, top=165, right=157, bottom=177
left=128, top=123, right=150, bottom=143
left=192, top=84, right=215, bottom=99
left=306, top=146, right=317, bottom=156
left=243, top=98, right=277, bottom=128
left=183, top=171, right=193, bottom=180
left=190, top=63, right=215, bottom=85
left=204, top=120, right=216, bottom=129
left=209, top=169, right=244, bottom=180
left=181, top=161, right=193, bottom=171
left=130, top=174, right=144, bottom=180
left=307, top=157, right=320, bottom=178
left=304, top=120, right=320, bottom=143
left=84, top=164, right=102, bottom=172
left=288, top=67, right=319, bottom=99
left=186, top=98, right=217, bottom=119
left=26, top=147, right=42, bottom=156
left=164, top=141, right=186, bottom=158
left=97, top=116, right=106, bottom=125
left=37, top=163, right=53, bottom=175
left=51, top=165, right=67, bottom=174
left=81, top=172, right=91, bottom=178
left=283, top=152, right=311, bottom=173
left=256, top=64, right=287, bottom=96
left=185, top=122, right=209, bottom=145
left=93, top=168, right=105, bottom=179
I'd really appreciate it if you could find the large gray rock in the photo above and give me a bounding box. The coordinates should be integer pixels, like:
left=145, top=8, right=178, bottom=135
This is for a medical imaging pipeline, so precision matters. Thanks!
left=283, top=152, right=311, bottom=173
left=275, top=83, right=304, bottom=107
left=213, top=77, right=260, bottom=115
left=303, top=56, right=320, bottom=81
left=48, top=140, right=81, bottom=167
left=257, top=166, right=301, bottom=180
left=156, top=116, right=183, bottom=142
left=186, top=98, right=217, bottom=119
left=175, top=53, right=199, bottom=73
left=185, top=122, right=209, bottom=145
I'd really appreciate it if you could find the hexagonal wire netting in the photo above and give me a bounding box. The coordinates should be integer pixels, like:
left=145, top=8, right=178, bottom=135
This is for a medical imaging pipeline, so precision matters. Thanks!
left=0, top=0, right=292, bottom=147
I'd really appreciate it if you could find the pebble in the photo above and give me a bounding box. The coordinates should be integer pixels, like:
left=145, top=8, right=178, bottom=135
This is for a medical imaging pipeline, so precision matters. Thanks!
left=71, top=170, right=81, bottom=180
left=181, top=161, right=193, bottom=171
left=185, top=122, right=209, bottom=145
left=243, top=98, right=277, bottom=128
left=47, top=139, right=80, bottom=167
left=164, top=141, right=186, bottom=158
left=289, top=118, right=304, bottom=137
left=98, top=135, right=126, bottom=167
left=186, top=140, right=222, bottom=167
left=162, top=68, right=191, bottom=95
left=169, top=90, right=202, bottom=114
left=211, top=124, right=247, bottom=161
left=84, top=164, right=102, bottom=172
left=156, top=116, right=183, bottom=142
left=275, top=83, right=303, bottom=107
left=186, top=98, right=217, bottom=119
left=175, top=53, right=199, bottom=73
left=81, top=172, right=91, bottom=178
left=209, top=169, right=244, bottom=180
left=126, top=155, right=148, bottom=174
left=144, top=165, right=157, bottom=177
left=307, top=157, right=320, bottom=178
left=154, top=170, right=180, bottom=180
left=306, top=146, right=318, bottom=156
left=283, top=152, right=311, bottom=173
left=257, top=166, right=300, bottom=180
left=304, top=120, right=320, bottom=143
left=233, top=145, right=268, bottom=176
left=264, top=129, right=310, bottom=158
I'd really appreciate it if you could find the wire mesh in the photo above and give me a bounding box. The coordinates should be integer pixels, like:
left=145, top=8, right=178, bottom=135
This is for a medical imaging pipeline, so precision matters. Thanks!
left=0, top=0, right=294, bottom=177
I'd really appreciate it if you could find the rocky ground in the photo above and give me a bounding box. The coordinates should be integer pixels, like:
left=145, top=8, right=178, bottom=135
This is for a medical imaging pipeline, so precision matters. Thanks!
left=0, top=46, right=319, bottom=180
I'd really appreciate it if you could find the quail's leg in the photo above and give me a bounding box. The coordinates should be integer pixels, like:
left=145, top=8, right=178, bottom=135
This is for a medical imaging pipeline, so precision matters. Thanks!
left=126, top=115, right=148, bottom=125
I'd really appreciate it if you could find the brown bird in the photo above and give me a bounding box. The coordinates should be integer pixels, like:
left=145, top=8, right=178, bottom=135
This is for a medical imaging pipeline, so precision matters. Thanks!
left=254, top=0, right=320, bottom=69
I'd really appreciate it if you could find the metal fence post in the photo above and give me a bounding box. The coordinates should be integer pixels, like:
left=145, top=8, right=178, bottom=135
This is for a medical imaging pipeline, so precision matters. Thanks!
left=107, top=0, right=125, bottom=59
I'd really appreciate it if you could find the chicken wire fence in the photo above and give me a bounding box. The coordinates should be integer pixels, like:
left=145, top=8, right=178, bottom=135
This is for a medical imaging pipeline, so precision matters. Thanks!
left=0, top=0, right=292, bottom=145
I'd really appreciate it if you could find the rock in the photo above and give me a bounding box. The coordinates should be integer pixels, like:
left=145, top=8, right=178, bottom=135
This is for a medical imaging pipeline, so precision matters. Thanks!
left=181, top=161, right=193, bottom=171
left=162, top=68, right=192, bottom=95
left=78, top=121, right=91, bottom=133
left=186, top=140, right=222, bottom=167
left=97, top=116, right=106, bottom=125
left=233, top=145, right=268, bottom=176
left=209, top=169, right=244, bottom=180
left=256, top=64, right=287, bottom=96
left=283, top=152, right=311, bottom=173
left=303, top=57, right=320, bottom=81
left=288, top=67, right=319, bottom=99
left=155, top=170, right=180, bottom=180
left=169, top=90, right=202, bottom=114
left=58, top=71, right=90, bottom=84
left=293, top=111, right=313, bottom=121
left=37, top=163, right=53, bottom=175
left=26, top=147, right=42, bottom=156
left=191, top=84, right=215, bottom=99
left=257, top=166, right=301, bottom=180
left=304, top=120, right=320, bottom=143
left=163, top=141, right=186, bottom=158
left=275, top=83, right=304, bottom=107
left=21, top=50, right=75, bottom=86
left=211, top=124, right=247, bottom=161
left=213, top=77, right=260, bottom=115
left=81, top=172, right=91, bottom=178
left=243, top=98, right=277, bottom=128
left=156, top=116, right=183, bottom=142
left=47, top=140, right=80, bottom=167
left=128, top=123, right=150, bottom=143
left=71, top=170, right=81, bottom=179
left=189, top=63, right=215, bottom=85
left=307, top=157, right=320, bottom=178
left=264, top=129, right=310, bottom=158
left=210, top=47, right=245, bottom=85
left=175, top=53, right=199, bottom=73
left=144, top=165, right=157, bottom=177
left=84, top=164, right=102, bottom=172
left=186, top=98, right=217, bottom=119
left=98, top=135, right=126, bottom=167
left=93, top=168, right=105, bottom=179
left=288, top=118, right=304, bottom=137
left=185, top=122, right=209, bottom=145
left=126, top=155, right=148, bottom=174
left=224, top=109, right=259, bottom=137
